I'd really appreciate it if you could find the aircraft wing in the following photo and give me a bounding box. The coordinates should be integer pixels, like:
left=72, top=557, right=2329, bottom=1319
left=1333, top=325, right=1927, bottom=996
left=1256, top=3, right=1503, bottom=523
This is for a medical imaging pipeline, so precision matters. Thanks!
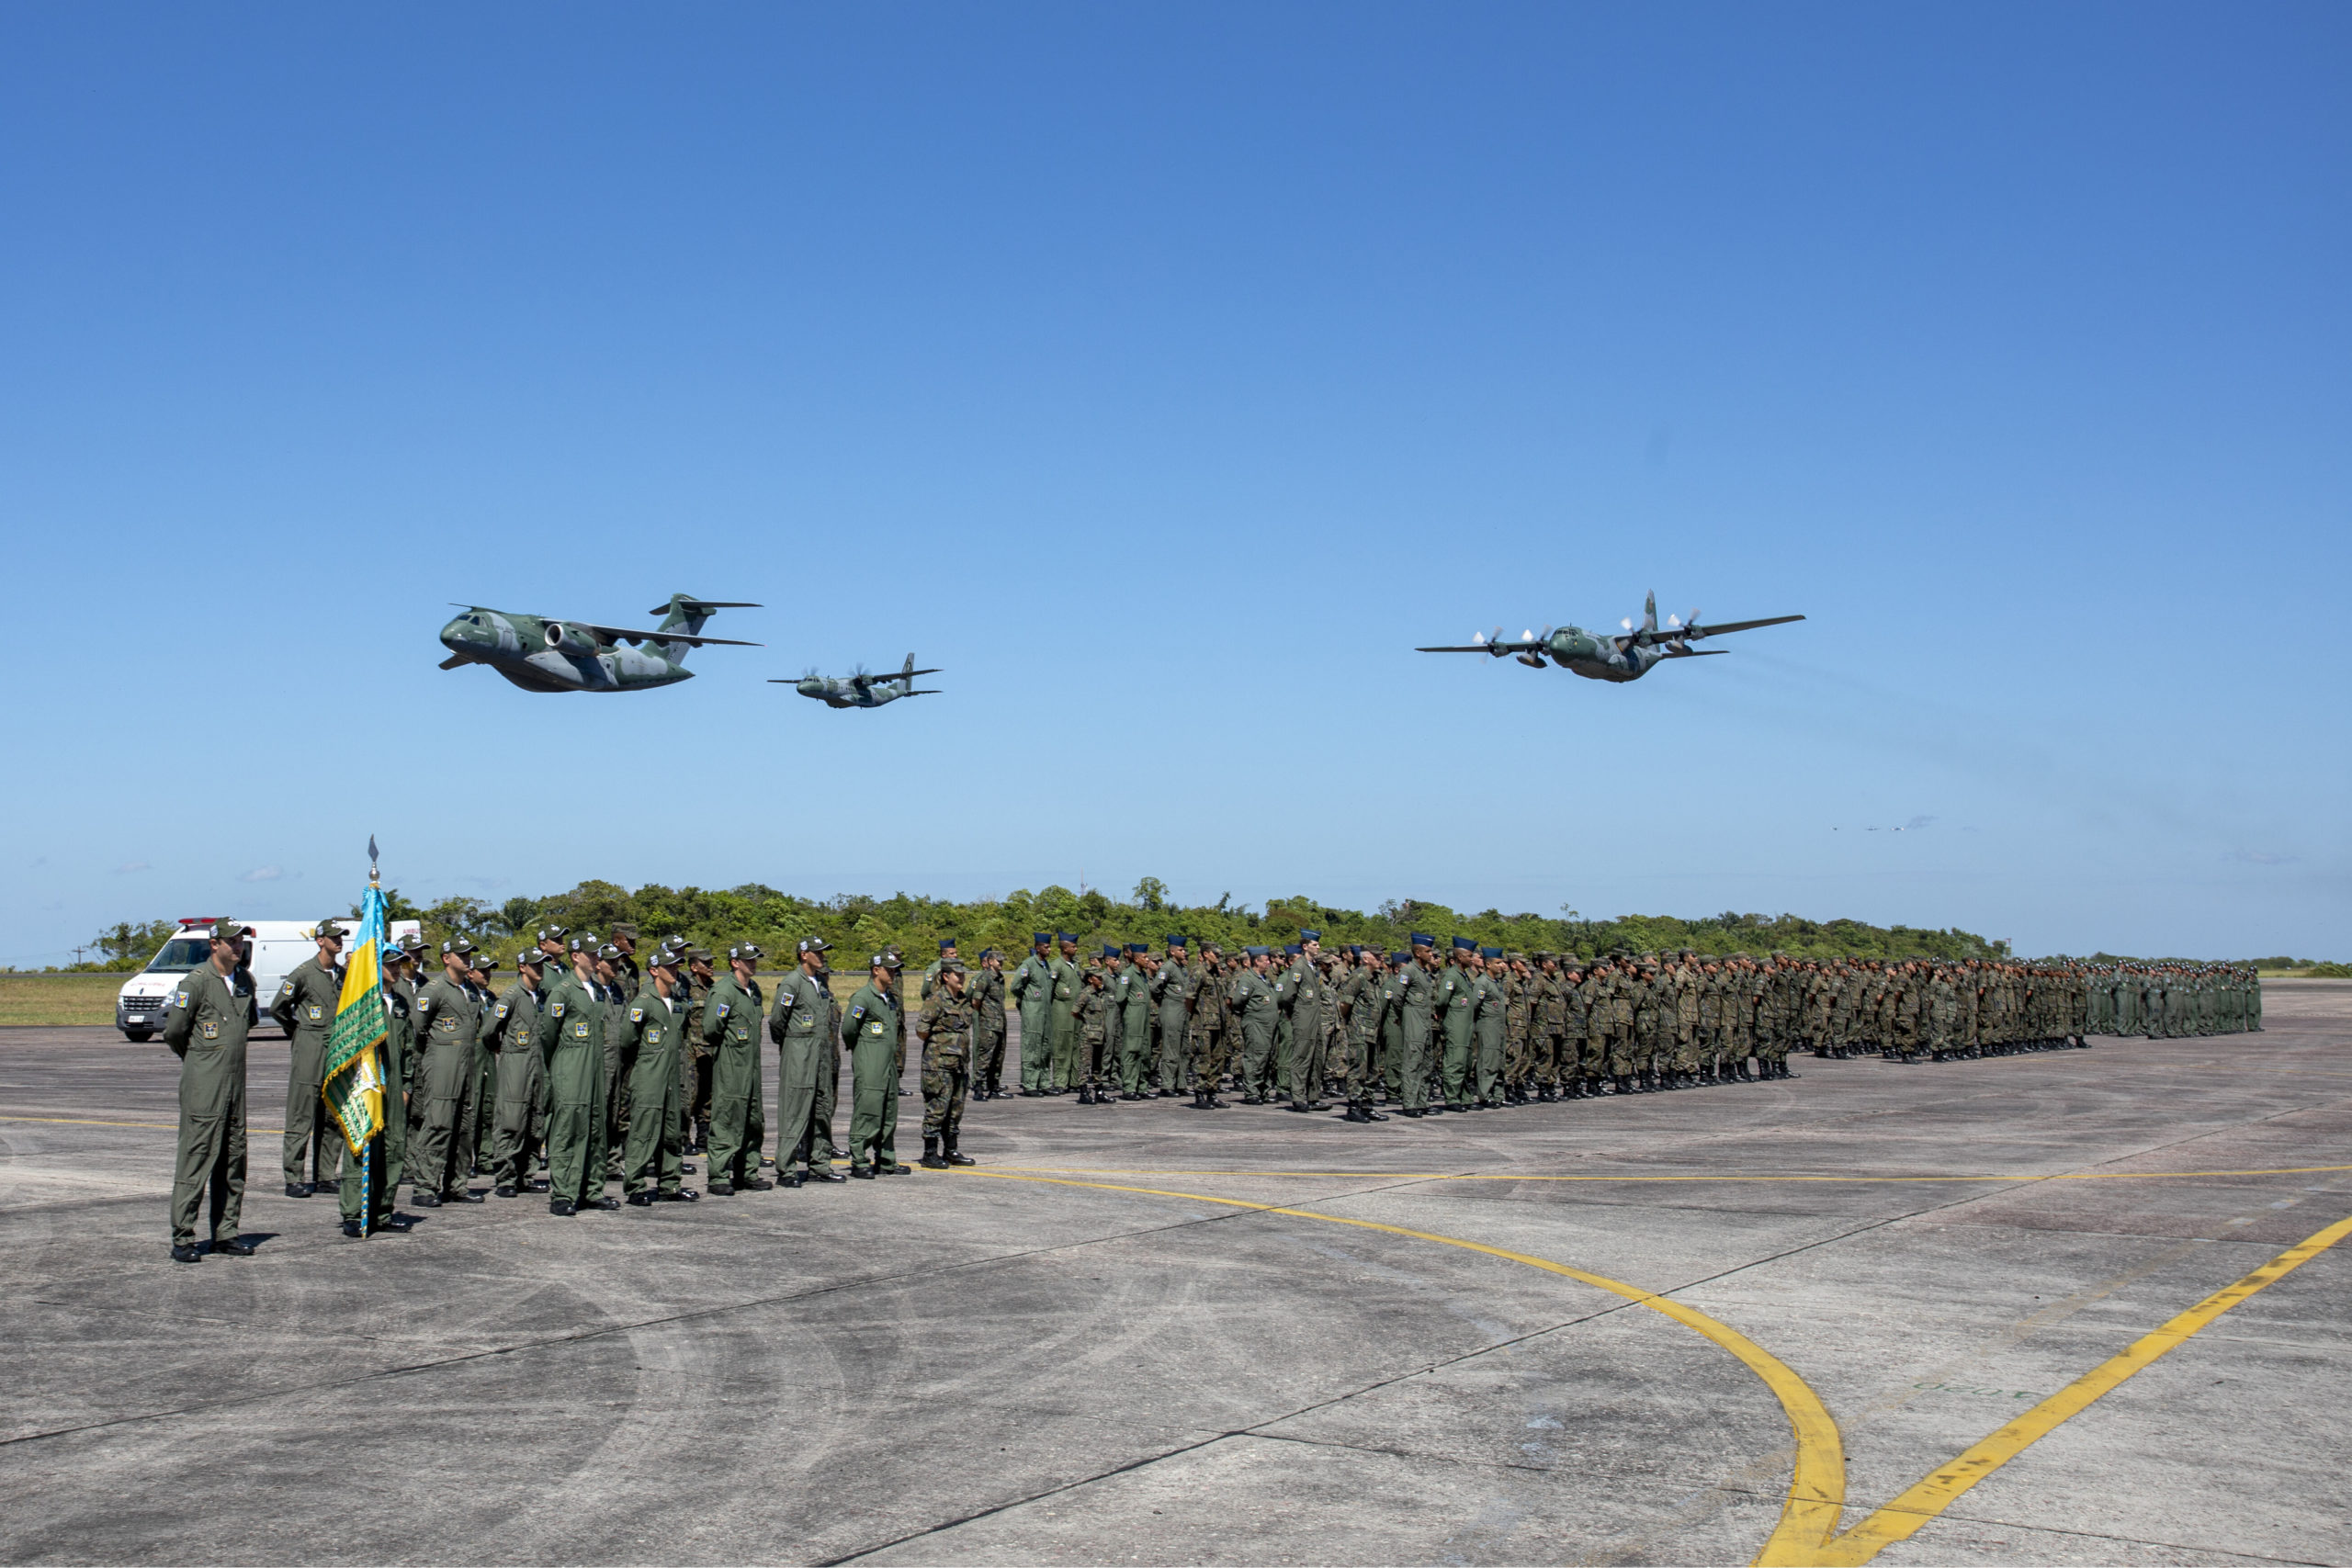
left=1683, top=614, right=1804, bottom=639
left=1414, top=642, right=1538, bottom=656
left=437, top=655, right=469, bottom=671
left=1659, top=648, right=1727, bottom=659
left=573, top=622, right=763, bottom=649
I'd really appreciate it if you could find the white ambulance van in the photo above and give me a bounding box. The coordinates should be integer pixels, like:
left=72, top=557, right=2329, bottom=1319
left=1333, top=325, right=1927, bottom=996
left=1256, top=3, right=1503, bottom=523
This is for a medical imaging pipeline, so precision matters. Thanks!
left=116, top=916, right=424, bottom=1041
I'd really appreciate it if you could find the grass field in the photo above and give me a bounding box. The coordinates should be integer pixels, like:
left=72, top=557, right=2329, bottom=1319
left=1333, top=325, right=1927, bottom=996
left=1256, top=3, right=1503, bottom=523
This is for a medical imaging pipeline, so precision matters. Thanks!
left=0, top=973, right=129, bottom=1027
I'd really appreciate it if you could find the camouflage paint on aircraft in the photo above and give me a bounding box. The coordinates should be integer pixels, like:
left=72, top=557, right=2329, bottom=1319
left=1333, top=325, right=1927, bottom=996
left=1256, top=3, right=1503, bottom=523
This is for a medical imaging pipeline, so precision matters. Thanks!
left=437, top=594, right=761, bottom=693
left=1418, top=592, right=1803, bottom=683
left=775, top=653, right=942, bottom=709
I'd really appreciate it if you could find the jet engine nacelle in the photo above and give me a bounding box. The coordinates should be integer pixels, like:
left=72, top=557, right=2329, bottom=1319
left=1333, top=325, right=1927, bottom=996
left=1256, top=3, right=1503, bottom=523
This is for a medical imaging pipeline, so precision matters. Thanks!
left=544, top=622, right=599, bottom=658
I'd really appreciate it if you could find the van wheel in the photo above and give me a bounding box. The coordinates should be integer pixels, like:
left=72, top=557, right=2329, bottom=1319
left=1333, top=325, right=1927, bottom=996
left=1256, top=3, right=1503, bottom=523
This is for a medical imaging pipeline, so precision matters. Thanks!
left=123, top=1029, right=153, bottom=1043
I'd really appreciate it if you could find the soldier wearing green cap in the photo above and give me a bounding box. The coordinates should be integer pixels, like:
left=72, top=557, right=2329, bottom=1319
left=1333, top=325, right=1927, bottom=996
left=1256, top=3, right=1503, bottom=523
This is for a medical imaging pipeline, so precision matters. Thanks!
left=766, top=938, right=842, bottom=1186
left=270, top=918, right=348, bottom=1197
left=619, top=949, right=698, bottom=1204
left=409, top=939, right=485, bottom=1205
left=701, top=942, right=770, bottom=1192
left=1008, top=933, right=1054, bottom=1096
left=535, top=934, right=617, bottom=1213
left=916, top=960, right=978, bottom=1168
left=968, top=948, right=1007, bottom=1099
left=481, top=949, right=549, bottom=1197
left=163, top=920, right=259, bottom=1261
left=842, top=956, right=908, bottom=1178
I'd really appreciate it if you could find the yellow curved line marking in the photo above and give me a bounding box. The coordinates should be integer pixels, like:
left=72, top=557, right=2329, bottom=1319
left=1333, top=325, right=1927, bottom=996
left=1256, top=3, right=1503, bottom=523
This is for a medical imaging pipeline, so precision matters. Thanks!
left=963, top=1168, right=1848, bottom=1551
left=1765, top=1211, right=2352, bottom=1565
left=979, top=1162, right=2352, bottom=1183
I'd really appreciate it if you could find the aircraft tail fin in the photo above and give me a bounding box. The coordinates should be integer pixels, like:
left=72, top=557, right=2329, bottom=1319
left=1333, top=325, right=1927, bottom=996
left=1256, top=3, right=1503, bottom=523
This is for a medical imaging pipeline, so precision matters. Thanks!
left=1643, top=591, right=1658, bottom=635
left=649, top=593, right=761, bottom=660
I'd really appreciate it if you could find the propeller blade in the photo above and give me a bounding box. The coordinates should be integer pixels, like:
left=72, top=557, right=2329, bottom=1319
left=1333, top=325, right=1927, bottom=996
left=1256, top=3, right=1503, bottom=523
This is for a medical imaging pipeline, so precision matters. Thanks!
left=1621, top=617, right=1634, bottom=631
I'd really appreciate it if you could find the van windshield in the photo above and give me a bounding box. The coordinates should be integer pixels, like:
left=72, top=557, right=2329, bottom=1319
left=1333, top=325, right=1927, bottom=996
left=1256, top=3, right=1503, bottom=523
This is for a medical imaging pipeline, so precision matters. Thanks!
left=144, top=938, right=212, bottom=974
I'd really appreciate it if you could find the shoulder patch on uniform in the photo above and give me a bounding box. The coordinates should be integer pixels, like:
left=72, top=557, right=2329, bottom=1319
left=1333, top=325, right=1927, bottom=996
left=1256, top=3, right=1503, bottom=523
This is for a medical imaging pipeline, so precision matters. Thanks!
left=849, top=1005, right=865, bottom=1020
left=277, top=981, right=294, bottom=999
left=173, top=989, right=189, bottom=1010
left=550, top=999, right=565, bottom=1017
left=716, top=1000, right=730, bottom=1016
left=493, top=1002, right=509, bottom=1019
left=628, top=1005, right=644, bottom=1023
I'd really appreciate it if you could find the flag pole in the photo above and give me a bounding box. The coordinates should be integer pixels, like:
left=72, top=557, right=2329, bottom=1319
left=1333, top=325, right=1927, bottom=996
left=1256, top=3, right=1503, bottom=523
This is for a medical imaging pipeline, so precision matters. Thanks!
left=361, top=835, right=380, bottom=1239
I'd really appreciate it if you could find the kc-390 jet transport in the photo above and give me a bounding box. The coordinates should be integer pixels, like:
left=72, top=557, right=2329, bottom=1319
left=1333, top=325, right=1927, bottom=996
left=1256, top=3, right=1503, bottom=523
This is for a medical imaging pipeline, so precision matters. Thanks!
left=437, top=594, right=761, bottom=693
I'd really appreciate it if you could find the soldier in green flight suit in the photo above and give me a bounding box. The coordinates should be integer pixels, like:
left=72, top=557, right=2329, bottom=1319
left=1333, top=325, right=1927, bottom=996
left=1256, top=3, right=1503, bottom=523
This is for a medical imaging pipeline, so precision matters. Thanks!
left=534, top=935, right=617, bottom=1215
left=619, top=950, right=699, bottom=1206
left=1119, top=944, right=1156, bottom=1099
left=1048, top=932, right=1084, bottom=1094
left=704, top=942, right=771, bottom=1193
left=1230, top=947, right=1280, bottom=1102
left=409, top=939, right=486, bottom=1207
left=767, top=939, right=844, bottom=1186
left=1276, top=931, right=1330, bottom=1113
left=1472, top=948, right=1509, bottom=1107
left=1155, top=937, right=1199, bottom=1102
left=968, top=948, right=1007, bottom=1099
left=1009, top=932, right=1055, bottom=1096
left=481, top=949, right=549, bottom=1198
left=460, top=951, right=502, bottom=1176
left=271, top=918, right=347, bottom=1198
left=338, top=941, right=413, bottom=1237
left=164, top=920, right=259, bottom=1262
left=1393, top=936, right=1438, bottom=1115
left=1434, top=937, right=1479, bottom=1111
left=842, top=956, right=910, bottom=1179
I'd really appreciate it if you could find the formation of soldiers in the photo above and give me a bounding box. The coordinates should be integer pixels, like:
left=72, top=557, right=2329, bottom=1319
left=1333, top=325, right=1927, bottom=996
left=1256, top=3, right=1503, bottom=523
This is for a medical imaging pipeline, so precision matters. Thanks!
left=991, top=934, right=2263, bottom=1117
left=153, top=917, right=2265, bottom=1259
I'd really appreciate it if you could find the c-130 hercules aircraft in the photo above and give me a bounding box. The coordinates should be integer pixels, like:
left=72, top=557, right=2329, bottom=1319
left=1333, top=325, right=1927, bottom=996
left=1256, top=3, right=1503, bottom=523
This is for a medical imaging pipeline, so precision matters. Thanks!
left=437, top=594, right=762, bottom=692
left=1418, top=592, right=1802, bottom=682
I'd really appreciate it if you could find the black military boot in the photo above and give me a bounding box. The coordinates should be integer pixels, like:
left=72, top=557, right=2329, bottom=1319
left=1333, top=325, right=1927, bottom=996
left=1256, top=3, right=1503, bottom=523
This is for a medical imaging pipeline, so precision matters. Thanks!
left=944, top=1132, right=976, bottom=1167
left=1188, top=1089, right=1210, bottom=1110
left=920, top=1134, right=949, bottom=1170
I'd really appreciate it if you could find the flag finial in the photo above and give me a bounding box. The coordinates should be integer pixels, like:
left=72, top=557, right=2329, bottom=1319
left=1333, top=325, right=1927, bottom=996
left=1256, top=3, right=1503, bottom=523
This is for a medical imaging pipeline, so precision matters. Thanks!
left=368, top=835, right=379, bottom=888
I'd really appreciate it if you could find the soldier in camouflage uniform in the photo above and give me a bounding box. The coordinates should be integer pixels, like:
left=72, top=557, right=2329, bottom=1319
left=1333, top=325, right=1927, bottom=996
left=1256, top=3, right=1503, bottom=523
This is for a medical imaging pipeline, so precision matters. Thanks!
left=916, top=960, right=979, bottom=1168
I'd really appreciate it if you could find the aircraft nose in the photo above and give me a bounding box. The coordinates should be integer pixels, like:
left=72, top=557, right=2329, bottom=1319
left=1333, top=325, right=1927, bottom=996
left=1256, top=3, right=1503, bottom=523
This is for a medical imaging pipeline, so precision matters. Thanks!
left=439, top=615, right=481, bottom=650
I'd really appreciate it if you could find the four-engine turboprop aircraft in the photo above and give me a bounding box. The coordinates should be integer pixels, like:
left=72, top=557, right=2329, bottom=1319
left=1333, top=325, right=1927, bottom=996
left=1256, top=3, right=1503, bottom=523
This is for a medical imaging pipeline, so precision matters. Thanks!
left=1417, top=592, right=1803, bottom=683
left=437, top=594, right=762, bottom=693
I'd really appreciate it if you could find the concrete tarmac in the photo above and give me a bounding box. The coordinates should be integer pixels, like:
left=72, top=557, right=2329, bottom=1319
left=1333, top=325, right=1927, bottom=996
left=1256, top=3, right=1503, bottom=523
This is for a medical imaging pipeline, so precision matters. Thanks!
left=1, top=987, right=2346, bottom=1566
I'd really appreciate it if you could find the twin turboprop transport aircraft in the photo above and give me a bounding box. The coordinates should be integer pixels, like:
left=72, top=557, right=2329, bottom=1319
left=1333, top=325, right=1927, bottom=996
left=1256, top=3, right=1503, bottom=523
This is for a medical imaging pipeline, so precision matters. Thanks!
left=437, top=594, right=762, bottom=693
left=775, top=653, right=942, bottom=709
left=1417, top=592, right=1802, bottom=683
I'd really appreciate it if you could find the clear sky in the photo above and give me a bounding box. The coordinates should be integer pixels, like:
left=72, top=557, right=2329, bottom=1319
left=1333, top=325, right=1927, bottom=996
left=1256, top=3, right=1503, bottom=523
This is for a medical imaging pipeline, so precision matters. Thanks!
left=3, top=3, right=2346, bottom=966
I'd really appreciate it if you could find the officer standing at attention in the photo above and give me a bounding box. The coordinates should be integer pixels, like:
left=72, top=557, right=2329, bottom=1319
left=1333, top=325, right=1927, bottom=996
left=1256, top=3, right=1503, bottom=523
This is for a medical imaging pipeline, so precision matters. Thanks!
left=842, top=956, right=910, bottom=1179
left=1231, top=947, right=1280, bottom=1103
left=916, top=960, right=979, bottom=1168
left=701, top=942, right=769, bottom=1193
left=1048, top=933, right=1084, bottom=1094
left=164, top=920, right=259, bottom=1262
left=619, top=950, right=699, bottom=1206
left=535, top=934, right=617, bottom=1215
left=271, top=918, right=347, bottom=1198
left=1474, top=949, right=1509, bottom=1107
left=1155, top=936, right=1195, bottom=1099
left=682, top=946, right=718, bottom=1153
left=1276, top=931, right=1329, bottom=1112
left=968, top=948, right=1008, bottom=1100
left=1341, top=949, right=1390, bottom=1122
left=1436, top=937, right=1480, bottom=1112
left=410, top=939, right=485, bottom=1207
left=1395, top=934, right=1439, bottom=1118
left=482, top=949, right=549, bottom=1198
left=885, top=948, right=911, bottom=1096
left=1118, top=943, right=1155, bottom=1099
left=459, top=950, right=501, bottom=1176
left=1073, top=958, right=1116, bottom=1105
left=1009, top=932, right=1055, bottom=1096
left=767, top=939, right=842, bottom=1186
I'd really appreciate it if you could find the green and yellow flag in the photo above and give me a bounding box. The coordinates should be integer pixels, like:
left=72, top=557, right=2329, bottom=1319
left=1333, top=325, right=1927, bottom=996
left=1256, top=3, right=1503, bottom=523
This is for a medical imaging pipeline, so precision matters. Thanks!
left=323, top=880, right=390, bottom=1154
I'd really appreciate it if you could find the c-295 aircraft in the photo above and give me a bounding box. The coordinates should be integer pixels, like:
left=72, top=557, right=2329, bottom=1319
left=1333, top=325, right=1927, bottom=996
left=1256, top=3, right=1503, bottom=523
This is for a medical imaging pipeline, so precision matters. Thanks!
left=775, top=654, right=942, bottom=709
left=437, top=594, right=762, bottom=693
left=1418, top=592, right=1802, bottom=683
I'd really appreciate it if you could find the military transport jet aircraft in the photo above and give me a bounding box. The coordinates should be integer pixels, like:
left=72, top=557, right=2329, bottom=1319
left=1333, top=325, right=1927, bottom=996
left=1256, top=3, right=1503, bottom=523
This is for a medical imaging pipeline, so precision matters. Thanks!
left=775, top=654, right=942, bottom=709
left=1417, top=592, right=1802, bottom=683
left=437, top=594, right=761, bottom=693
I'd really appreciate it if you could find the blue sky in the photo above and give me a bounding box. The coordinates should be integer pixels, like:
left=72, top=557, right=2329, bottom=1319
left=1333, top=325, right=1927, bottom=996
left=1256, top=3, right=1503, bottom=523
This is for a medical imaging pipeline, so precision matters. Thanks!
left=3, top=3, right=2346, bottom=965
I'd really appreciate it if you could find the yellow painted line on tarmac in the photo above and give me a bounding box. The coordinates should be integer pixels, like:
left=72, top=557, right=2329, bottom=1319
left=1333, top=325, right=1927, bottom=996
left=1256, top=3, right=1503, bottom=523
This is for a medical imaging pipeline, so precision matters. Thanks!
left=0, top=1112, right=288, bottom=1134
left=963, top=1168, right=1849, bottom=1553
left=982, top=1163, right=2352, bottom=1184
left=1758, top=1211, right=2352, bottom=1566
